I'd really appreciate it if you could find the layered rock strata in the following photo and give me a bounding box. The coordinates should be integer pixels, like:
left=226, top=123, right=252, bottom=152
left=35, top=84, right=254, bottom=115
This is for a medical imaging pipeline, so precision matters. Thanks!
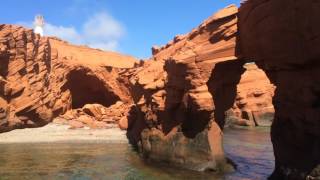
left=1, top=1, right=318, bottom=178
left=124, top=5, right=248, bottom=172
left=0, top=24, right=137, bottom=133
left=0, top=25, right=63, bottom=132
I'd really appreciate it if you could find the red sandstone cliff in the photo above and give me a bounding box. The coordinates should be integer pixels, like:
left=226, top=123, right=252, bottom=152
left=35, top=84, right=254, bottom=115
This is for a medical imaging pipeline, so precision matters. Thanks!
left=0, top=25, right=61, bottom=131
left=121, top=5, right=274, bottom=171
left=1, top=1, right=318, bottom=179
left=0, top=24, right=138, bottom=132
left=0, top=4, right=273, bottom=172
left=0, top=4, right=275, bottom=176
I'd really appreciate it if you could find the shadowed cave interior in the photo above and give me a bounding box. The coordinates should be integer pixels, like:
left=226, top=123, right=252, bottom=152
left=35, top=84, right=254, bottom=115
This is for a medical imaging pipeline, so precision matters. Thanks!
left=65, top=69, right=120, bottom=109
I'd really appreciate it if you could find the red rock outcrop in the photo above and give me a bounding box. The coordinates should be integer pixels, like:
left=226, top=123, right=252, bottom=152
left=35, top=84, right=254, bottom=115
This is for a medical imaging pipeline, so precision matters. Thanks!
left=239, top=0, right=320, bottom=179
left=1, top=1, right=318, bottom=178
left=122, top=5, right=241, bottom=172
left=0, top=25, right=63, bottom=131
left=121, top=4, right=275, bottom=172
left=0, top=24, right=137, bottom=132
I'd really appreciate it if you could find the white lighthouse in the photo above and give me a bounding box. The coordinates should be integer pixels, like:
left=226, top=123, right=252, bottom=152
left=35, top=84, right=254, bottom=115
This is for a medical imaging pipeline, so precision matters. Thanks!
left=33, top=15, right=45, bottom=37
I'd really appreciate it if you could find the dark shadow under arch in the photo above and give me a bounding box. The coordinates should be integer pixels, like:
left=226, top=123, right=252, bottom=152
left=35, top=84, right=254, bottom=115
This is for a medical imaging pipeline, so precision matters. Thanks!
left=63, top=69, right=120, bottom=109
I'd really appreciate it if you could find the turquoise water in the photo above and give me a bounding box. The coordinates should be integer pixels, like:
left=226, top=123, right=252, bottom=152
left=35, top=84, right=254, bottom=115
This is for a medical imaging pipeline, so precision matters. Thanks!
left=0, top=128, right=274, bottom=180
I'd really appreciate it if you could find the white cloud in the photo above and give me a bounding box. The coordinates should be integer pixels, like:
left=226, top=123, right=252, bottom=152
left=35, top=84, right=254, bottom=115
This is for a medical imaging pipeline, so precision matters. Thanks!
left=44, top=24, right=83, bottom=44
left=83, top=12, right=124, bottom=40
left=81, top=12, right=125, bottom=51
left=17, top=11, right=125, bottom=52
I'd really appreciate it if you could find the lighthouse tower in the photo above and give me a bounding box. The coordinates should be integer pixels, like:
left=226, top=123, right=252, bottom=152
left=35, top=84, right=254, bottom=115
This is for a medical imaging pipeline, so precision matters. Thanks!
left=34, top=15, right=45, bottom=37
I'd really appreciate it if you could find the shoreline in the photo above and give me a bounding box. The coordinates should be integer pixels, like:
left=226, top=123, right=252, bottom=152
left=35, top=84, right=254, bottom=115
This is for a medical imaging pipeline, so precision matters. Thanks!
left=0, top=123, right=129, bottom=144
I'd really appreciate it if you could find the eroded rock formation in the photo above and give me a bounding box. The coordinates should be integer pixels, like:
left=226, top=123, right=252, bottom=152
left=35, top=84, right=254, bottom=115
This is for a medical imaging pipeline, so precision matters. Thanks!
left=239, top=0, right=320, bottom=179
left=0, top=25, right=62, bottom=131
left=1, top=0, right=318, bottom=178
left=115, top=4, right=275, bottom=173
left=123, top=1, right=319, bottom=178
left=0, top=24, right=137, bottom=132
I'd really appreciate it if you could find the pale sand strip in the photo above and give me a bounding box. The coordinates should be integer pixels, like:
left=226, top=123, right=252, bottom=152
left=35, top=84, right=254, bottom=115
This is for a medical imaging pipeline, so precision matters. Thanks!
left=0, top=124, right=129, bottom=144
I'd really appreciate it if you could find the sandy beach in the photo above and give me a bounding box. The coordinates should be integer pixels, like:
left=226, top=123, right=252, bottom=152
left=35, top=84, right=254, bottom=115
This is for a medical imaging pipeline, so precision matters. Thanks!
left=0, top=123, right=129, bottom=144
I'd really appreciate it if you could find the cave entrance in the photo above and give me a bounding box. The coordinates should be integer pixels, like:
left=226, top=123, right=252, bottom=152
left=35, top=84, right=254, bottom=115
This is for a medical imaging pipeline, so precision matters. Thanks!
left=65, top=69, right=120, bottom=109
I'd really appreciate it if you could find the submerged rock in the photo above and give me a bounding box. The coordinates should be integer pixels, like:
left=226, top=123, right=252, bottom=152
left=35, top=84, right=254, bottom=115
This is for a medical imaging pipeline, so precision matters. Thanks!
left=140, top=123, right=233, bottom=172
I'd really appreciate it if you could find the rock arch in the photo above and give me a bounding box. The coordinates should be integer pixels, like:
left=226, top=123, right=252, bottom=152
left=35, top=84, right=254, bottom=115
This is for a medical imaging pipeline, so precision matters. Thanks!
left=207, top=61, right=275, bottom=129
left=238, top=0, right=320, bottom=178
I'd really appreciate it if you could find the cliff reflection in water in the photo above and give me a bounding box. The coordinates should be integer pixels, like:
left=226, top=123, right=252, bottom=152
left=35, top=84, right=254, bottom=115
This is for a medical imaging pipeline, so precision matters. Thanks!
left=0, top=128, right=274, bottom=180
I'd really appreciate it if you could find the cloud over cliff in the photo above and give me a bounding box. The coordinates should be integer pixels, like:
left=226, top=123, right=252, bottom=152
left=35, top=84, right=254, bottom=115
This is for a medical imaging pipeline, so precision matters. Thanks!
left=18, top=11, right=125, bottom=52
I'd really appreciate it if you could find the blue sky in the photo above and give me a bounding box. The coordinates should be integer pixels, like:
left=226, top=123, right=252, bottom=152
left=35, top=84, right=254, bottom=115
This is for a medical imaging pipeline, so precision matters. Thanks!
left=0, top=0, right=240, bottom=59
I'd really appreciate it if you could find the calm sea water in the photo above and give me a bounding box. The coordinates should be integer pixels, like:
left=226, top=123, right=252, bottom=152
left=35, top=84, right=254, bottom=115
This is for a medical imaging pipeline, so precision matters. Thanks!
left=0, top=128, right=274, bottom=180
